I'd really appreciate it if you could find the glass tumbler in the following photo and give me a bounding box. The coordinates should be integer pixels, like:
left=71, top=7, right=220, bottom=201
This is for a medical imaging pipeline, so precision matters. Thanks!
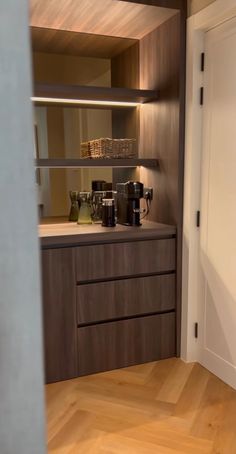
left=69, top=191, right=79, bottom=222
left=77, top=192, right=92, bottom=224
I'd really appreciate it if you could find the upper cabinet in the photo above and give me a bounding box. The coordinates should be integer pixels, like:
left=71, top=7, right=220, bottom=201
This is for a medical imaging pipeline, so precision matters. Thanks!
left=30, top=0, right=186, bottom=225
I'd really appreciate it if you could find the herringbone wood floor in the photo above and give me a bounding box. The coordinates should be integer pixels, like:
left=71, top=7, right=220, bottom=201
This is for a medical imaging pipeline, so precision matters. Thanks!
left=46, top=358, right=236, bottom=453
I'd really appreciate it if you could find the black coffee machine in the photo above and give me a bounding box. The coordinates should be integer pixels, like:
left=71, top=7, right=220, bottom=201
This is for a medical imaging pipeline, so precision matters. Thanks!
left=116, top=181, right=144, bottom=226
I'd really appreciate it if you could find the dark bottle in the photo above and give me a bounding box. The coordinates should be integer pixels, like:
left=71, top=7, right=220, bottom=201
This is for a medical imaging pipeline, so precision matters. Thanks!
left=102, top=199, right=116, bottom=227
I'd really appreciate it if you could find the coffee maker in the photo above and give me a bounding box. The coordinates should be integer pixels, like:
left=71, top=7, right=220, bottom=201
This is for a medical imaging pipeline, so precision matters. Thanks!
left=116, top=181, right=144, bottom=226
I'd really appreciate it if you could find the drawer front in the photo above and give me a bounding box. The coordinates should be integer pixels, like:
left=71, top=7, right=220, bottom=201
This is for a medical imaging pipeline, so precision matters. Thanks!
left=75, top=238, right=176, bottom=282
left=77, top=274, right=175, bottom=325
left=77, top=312, right=175, bottom=376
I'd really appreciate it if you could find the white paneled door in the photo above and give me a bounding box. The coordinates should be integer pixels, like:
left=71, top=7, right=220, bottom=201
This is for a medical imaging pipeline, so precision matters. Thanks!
left=200, top=16, right=236, bottom=388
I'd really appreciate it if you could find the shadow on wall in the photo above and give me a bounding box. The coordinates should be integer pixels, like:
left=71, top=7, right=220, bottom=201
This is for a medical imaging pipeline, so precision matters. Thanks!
left=188, top=0, right=216, bottom=17
left=200, top=249, right=236, bottom=368
left=182, top=232, right=236, bottom=374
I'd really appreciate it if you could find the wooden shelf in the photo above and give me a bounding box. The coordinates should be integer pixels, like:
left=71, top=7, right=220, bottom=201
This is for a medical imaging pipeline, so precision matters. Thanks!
left=35, top=158, right=159, bottom=168
left=33, top=83, right=158, bottom=106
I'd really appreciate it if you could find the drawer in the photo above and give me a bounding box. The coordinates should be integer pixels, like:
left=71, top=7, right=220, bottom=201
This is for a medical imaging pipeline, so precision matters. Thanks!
left=77, top=312, right=175, bottom=376
left=77, top=274, right=175, bottom=325
left=75, top=238, right=176, bottom=282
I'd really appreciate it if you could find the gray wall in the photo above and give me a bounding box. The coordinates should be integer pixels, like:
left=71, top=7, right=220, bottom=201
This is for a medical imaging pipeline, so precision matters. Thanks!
left=188, top=0, right=216, bottom=16
left=0, top=1, right=45, bottom=453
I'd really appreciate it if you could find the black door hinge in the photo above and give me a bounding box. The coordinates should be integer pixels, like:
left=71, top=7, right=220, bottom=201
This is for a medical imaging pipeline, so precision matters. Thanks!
left=200, top=87, right=204, bottom=105
left=196, top=210, right=200, bottom=227
left=201, top=52, right=205, bottom=72
left=195, top=323, right=198, bottom=339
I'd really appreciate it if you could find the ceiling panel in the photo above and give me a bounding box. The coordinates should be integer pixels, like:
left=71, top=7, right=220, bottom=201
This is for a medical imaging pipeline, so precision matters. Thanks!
left=31, top=27, right=137, bottom=58
left=30, top=0, right=177, bottom=40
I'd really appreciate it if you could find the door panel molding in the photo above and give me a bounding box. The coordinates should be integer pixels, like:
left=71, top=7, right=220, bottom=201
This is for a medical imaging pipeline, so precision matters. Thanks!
left=182, top=0, right=236, bottom=391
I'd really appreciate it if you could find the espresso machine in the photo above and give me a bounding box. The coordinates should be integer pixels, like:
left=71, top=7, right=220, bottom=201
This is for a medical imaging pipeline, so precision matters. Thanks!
left=116, top=181, right=147, bottom=226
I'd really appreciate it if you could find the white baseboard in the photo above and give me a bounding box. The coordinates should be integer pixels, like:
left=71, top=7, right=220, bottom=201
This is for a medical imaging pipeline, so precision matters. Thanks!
left=200, top=349, right=236, bottom=390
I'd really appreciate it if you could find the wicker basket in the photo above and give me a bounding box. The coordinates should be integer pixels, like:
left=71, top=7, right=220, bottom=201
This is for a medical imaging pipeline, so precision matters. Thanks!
left=80, top=138, right=137, bottom=159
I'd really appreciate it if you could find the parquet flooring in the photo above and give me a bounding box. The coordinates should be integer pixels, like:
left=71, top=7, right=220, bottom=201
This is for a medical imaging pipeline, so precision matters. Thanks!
left=46, top=358, right=236, bottom=453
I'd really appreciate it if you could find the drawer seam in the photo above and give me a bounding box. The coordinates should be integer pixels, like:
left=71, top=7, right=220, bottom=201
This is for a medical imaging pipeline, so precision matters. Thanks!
left=76, top=269, right=176, bottom=285
left=77, top=308, right=175, bottom=328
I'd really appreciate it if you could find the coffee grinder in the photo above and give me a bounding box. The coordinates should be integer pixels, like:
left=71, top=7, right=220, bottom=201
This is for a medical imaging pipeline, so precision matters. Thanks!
left=116, top=181, right=145, bottom=226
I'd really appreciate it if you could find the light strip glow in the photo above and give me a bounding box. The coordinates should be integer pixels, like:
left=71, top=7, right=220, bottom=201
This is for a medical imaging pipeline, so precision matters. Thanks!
left=31, top=96, right=140, bottom=107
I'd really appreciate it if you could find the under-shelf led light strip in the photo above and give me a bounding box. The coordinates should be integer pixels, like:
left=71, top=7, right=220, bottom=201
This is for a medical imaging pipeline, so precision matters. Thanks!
left=31, top=96, right=140, bottom=107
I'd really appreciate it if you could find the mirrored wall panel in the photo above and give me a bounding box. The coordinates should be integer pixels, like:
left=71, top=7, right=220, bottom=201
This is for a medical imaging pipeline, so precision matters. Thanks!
left=34, top=105, right=112, bottom=159
left=34, top=105, right=139, bottom=219
left=37, top=167, right=113, bottom=219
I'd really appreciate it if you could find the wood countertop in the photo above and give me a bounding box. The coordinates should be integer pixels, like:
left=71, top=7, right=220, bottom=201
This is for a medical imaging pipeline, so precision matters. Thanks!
left=39, top=218, right=176, bottom=248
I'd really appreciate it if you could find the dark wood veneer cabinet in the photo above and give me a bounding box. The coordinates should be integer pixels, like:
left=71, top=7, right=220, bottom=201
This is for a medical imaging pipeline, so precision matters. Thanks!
left=41, top=248, right=78, bottom=383
left=41, top=235, right=177, bottom=383
left=77, top=313, right=176, bottom=376
left=38, top=0, right=186, bottom=383
left=75, top=238, right=176, bottom=282
left=77, top=274, right=175, bottom=325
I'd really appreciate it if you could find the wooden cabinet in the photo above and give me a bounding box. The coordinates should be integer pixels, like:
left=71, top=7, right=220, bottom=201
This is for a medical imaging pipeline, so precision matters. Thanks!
left=77, top=274, right=175, bottom=325
left=35, top=0, right=186, bottom=381
left=41, top=248, right=78, bottom=383
left=77, top=313, right=175, bottom=376
left=75, top=238, right=176, bottom=282
left=34, top=0, right=186, bottom=381
left=75, top=238, right=176, bottom=377
left=41, top=230, right=177, bottom=382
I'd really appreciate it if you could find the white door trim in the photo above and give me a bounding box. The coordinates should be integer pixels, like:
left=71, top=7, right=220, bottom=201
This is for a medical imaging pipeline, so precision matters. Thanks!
left=181, top=0, right=236, bottom=365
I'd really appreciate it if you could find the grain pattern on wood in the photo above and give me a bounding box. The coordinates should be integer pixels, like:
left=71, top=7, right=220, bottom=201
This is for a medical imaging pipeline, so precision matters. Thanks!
left=77, top=313, right=176, bottom=376
left=46, top=359, right=236, bottom=453
left=35, top=158, right=158, bottom=168
left=139, top=14, right=181, bottom=225
left=31, top=26, right=138, bottom=59
left=139, top=12, right=186, bottom=356
left=30, top=0, right=176, bottom=40
left=106, top=5, right=186, bottom=363
left=39, top=220, right=176, bottom=248
left=34, top=82, right=158, bottom=103
left=41, top=248, right=78, bottom=383
left=111, top=42, right=140, bottom=185
left=118, top=0, right=183, bottom=9
left=77, top=274, right=175, bottom=324
left=111, top=42, right=140, bottom=90
left=75, top=238, right=176, bottom=282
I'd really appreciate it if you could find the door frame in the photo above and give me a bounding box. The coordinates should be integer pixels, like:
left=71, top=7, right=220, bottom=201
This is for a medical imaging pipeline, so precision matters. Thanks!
left=181, top=0, right=236, bottom=368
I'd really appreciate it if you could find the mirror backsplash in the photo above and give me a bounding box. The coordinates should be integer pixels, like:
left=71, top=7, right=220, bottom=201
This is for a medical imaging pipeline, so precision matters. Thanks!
left=35, top=105, right=113, bottom=218
left=35, top=105, right=140, bottom=219
left=37, top=168, right=113, bottom=219
left=34, top=105, right=112, bottom=160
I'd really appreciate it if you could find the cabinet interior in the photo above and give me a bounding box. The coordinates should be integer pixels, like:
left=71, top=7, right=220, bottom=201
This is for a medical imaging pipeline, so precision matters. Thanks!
left=33, top=0, right=186, bottom=373
left=30, top=0, right=183, bottom=228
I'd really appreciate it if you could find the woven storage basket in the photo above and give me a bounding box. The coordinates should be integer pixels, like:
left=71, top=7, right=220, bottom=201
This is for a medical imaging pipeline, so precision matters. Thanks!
left=81, top=141, right=90, bottom=158
left=80, top=138, right=136, bottom=159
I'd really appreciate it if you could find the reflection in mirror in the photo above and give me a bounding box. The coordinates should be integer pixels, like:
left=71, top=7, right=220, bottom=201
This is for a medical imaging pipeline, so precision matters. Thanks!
left=37, top=168, right=113, bottom=219
left=34, top=105, right=113, bottom=219
left=34, top=105, right=112, bottom=159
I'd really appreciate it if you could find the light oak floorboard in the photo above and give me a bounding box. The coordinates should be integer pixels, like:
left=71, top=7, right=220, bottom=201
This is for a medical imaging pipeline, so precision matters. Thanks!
left=46, top=359, right=236, bottom=453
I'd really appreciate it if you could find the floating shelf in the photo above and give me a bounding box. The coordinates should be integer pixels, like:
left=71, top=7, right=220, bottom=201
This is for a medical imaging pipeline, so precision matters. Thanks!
left=35, top=158, right=159, bottom=168
left=33, top=83, right=159, bottom=107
